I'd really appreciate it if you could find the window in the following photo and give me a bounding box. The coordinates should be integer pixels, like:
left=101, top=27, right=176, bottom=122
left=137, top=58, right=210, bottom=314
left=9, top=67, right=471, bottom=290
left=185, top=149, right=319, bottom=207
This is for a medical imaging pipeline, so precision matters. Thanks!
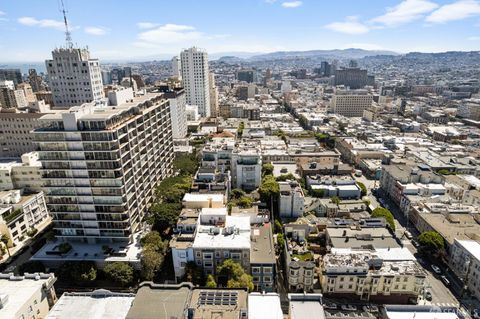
left=252, top=267, right=261, bottom=274
left=263, top=267, right=273, bottom=274
left=264, top=276, right=272, bottom=282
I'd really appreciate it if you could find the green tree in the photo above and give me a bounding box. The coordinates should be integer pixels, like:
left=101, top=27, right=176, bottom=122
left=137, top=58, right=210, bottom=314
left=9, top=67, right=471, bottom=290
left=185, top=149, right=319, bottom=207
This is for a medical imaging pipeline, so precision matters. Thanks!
left=173, top=154, right=199, bottom=176
left=418, top=231, right=444, bottom=251
left=140, top=231, right=166, bottom=252
left=277, top=233, right=285, bottom=252
left=237, top=196, right=253, bottom=208
left=357, top=182, right=367, bottom=197
left=311, top=188, right=325, bottom=198
left=330, top=196, right=341, bottom=206
left=141, top=246, right=163, bottom=281
left=371, top=207, right=396, bottom=230
left=258, top=175, right=280, bottom=203
left=274, top=219, right=283, bottom=234
left=230, top=188, right=246, bottom=200
left=18, top=261, right=45, bottom=275
left=103, top=262, right=134, bottom=287
left=58, top=261, right=97, bottom=283
left=275, top=173, right=297, bottom=182
left=206, top=274, right=217, bottom=288
left=262, top=163, right=274, bottom=176
left=183, top=261, right=205, bottom=286
left=0, top=234, right=10, bottom=257
left=149, top=203, right=182, bottom=234
left=217, top=259, right=254, bottom=292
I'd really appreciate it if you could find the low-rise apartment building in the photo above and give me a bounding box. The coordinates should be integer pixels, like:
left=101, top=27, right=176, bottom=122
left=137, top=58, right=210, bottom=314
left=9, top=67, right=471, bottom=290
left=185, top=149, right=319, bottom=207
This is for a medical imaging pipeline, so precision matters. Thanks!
left=279, top=181, right=305, bottom=218
left=321, top=249, right=426, bottom=303
left=449, top=239, right=480, bottom=300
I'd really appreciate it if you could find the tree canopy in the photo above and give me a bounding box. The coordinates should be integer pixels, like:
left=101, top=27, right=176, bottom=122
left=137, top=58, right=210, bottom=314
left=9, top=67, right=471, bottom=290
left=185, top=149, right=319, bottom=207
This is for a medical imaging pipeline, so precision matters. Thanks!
left=140, top=231, right=167, bottom=281
left=103, top=262, right=134, bottom=287
left=371, top=207, right=396, bottom=230
left=275, top=173, right=297, bottom=182
left=206, top=274, right=217, bottom=288
left=357, top=182, right=367, bottom=197
left=262, top=163, right=274, bottom=176
left=173, top=154, right=199, bottom=176
left=217, top=259, right=254, bottom=292
left=183, top=261, right=205, bottom=286
left=258, top=175, right=280, bottom=203
left=418, top=231, right=444, bottom=251
left=58, top=261, right=97, bottom=283
left=149, top=203, right=182, bottom=234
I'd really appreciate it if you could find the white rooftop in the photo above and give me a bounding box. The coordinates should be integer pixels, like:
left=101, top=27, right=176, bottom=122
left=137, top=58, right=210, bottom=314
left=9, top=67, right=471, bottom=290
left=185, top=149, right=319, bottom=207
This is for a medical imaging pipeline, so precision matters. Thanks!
left=46, top=290, right=135, bottom=319
left=455, top=239, right=480, bottom=261
left=385, top=310, right=459, bottom=319
left=193, top=215, right=251, bottom=250
left=248, top=293, right=283, bottom=319
left=0, top=274, right=54, bottom=319
left=183, top=193, right=224, bottom=202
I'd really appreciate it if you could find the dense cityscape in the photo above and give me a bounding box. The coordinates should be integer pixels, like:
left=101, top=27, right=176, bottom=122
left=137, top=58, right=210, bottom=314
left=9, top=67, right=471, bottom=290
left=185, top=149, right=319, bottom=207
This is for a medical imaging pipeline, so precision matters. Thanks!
left=1, top=0, right=480, bottom=318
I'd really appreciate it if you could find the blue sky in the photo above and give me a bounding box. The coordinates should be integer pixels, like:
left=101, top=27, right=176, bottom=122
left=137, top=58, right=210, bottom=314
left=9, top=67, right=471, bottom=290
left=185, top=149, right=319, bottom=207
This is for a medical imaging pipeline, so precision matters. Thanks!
left=1, top=0, right=480, bottom=62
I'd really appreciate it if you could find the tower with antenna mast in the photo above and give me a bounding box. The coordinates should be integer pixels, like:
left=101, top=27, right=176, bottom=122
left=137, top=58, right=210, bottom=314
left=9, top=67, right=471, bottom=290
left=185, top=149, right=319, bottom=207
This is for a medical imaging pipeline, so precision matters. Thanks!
left=60, top=0, right=73, bottom=49
left=45, top=0, right=104, bottom=108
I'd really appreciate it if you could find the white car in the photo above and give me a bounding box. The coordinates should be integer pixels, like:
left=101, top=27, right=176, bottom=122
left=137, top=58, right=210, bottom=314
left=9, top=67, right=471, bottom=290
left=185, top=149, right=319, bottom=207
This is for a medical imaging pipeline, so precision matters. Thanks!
left=431, top=264, right=441, bottom=274
left=404, top=231, right=413, bottom=239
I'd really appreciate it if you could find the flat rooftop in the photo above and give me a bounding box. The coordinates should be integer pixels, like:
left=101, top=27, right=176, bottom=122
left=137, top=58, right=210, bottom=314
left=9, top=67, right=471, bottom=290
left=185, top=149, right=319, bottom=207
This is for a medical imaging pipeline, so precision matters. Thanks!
left=46, top=290, right=134, bottom=319
left=0, top=273, right=55, bottom=319
left=250, top=223, right=275, bottom=265
left=248, top=293, right=283, bottom=319
left=126, top=283, right=191, bottom=319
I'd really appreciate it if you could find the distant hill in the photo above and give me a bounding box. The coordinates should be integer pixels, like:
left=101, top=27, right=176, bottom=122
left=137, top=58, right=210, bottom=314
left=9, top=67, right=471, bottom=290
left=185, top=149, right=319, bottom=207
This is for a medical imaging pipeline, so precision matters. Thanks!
left=248, top=48, right=399, bottom=61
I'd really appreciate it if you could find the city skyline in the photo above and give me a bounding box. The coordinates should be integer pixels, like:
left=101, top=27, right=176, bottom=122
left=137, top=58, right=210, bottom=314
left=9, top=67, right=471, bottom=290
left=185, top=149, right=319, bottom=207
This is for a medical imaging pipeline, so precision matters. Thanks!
left=1, top=0, right=480, bottom=62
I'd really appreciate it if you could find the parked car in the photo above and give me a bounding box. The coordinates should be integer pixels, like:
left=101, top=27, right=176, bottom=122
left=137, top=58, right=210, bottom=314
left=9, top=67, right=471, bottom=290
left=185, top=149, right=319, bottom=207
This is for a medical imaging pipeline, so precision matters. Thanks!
left=324, top=303, right=337, bottom=310
left=341, top=305, right=357, bottom=311
left=431, top=264, right=442, bottom=274
left=441, top=275, right=450, bottom=286
left=363, top=305, right=379, bottom=313
left=412, top=240, right=420, bottom=247
left=425, top=291, right=432, bottom=301
left=404, top=231, right=413, bottom=239
left=472, top=309, right=480, bottom=319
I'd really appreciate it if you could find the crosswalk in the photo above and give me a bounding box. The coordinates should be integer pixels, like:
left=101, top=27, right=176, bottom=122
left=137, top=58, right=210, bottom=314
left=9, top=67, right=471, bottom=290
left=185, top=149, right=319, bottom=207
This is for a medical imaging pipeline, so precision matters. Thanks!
left=433, top=302, right=460, bottom=307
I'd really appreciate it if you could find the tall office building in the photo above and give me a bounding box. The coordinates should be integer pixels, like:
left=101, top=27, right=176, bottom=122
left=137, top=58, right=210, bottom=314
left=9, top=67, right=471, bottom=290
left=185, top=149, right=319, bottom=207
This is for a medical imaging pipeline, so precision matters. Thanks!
left=180, top=47, right=211, bottom=117
left=236, top=69, right=256, bottom=83
left=0, top=69, right=22, bottom=85
left=101, top=70, right=112, bottom=85
left=334, top=67, right=368, bottom=89
left=34, top=92, right=174, bottom=243
left=171, top=56, right=181, bottom=79
left=331, top=89, right=372, bottom=117
left=0, top=81, right=28, bottom=109
left=46, top=47, right=103, bottom=108
left=28, top=69, right=45, bottom=92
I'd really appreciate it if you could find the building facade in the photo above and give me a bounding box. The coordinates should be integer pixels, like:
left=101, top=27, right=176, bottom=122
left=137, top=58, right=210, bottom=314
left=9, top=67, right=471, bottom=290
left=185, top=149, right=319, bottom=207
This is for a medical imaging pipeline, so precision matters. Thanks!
left=46, top=47, right=103, bottom=108
left=34, top=93, right=174, bottom=243
left=0, top=112, right=46, bottom=158
left=331, top=90, right=373, bottom=117
left=180, top=47, right=211, bottom=117
left=278, top=181, right=305, bottom=218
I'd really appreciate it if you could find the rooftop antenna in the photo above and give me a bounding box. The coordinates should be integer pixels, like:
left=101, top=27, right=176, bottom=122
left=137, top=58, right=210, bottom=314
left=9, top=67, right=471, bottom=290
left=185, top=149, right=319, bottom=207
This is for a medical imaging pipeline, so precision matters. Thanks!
left=60, top=0, right=73, bottom=48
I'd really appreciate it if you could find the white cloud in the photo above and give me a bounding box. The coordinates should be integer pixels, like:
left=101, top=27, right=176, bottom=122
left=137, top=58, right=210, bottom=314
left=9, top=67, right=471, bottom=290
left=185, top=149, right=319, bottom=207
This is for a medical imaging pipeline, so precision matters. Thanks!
left=84, top=26, right=109, bottom=36
left=371, top=0, right=438, bottom=26
left=137, top=22, right=160, bottom=29
left=325, top=16, right=370, bottom=34
left=18, top=16, right=64, bottom=30
left=468, top=35, right=480, bottom=40
left=426, top=0, right=480, bottom=23
left=136, top=24, right=203, bottom=46
left=281, top=1, right=302, bottom=8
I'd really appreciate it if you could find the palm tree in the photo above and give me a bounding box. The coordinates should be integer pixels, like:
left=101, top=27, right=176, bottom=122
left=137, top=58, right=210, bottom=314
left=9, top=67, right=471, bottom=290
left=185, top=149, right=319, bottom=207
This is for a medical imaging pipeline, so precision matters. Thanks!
left=1, top=234, right=11, bottom=258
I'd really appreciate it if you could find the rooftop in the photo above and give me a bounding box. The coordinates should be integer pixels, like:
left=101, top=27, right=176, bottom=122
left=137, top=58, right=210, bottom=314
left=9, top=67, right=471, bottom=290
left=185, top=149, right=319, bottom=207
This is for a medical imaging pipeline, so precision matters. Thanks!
left=248, top=293, right=283, bottom=319
left=46, top=290, right=134, bottom=319
left=250, top=223, right=275, bottom=265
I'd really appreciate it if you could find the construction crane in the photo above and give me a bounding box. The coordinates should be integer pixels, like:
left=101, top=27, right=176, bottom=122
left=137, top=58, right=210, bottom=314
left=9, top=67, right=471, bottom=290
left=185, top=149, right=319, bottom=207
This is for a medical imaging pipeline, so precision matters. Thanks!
left=60, top=0, right=73, bottom=48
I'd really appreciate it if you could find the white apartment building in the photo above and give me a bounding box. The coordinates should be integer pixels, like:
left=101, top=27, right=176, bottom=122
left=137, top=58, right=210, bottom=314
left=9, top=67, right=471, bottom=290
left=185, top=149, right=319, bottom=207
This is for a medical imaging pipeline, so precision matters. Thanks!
left=171, top=56, right=181, bottom=79
left=231, top=145, right=262, bottom=191
left=0, top=152, right=43, bottom=193
left=0, top=112, right=48, bottom=158
left=458, top=100, right=480, bottom=121
left=46, top=47, right=103, bottom=108
left=34, top=93, right=174, bottom=243
left=164, top=88, right=187, bottom=139
left=201, top=137, right=235, bottom=173
left=192, top=208, right=251, bottom=276
left=331, top=90, right=373, bottom=117
left=278, top=181, right=305, bottom=218
left=0, top=273, right=57, bottom=319
left=0, top=190, right=50, bottom=246
left=321, top=249, right=426, bottom=303
left=180, top=47, right=211, bottom=117
left=209, top=72, right=219, bottom=117
left=449, top=239, right=480, bottom=300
